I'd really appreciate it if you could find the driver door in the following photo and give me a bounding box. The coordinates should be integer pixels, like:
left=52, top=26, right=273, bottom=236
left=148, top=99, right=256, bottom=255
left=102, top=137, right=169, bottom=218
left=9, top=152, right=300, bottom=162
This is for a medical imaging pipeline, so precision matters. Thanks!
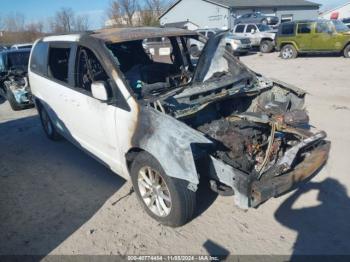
left=313, top=21, right=338, bottom=50
left=66, top=45, right=123, bottom=173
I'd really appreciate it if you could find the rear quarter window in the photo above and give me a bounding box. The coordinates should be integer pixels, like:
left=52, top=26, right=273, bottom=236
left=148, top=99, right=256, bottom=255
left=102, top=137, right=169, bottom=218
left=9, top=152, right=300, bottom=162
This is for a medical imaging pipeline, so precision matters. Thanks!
left=297, top=23, right=312, bottom=34
left=30, top=42, right=49, bottom=76
left=279, top=23, right=295, bottom=36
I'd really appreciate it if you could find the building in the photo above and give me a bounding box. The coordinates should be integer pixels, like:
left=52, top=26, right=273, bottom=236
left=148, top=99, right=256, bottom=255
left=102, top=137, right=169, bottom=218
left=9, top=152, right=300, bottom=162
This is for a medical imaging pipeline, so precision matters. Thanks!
left=320, top=2, right=350, bottom=20
left=160, top=0, right=321, bottom=29
left=163, top=20, right=199, bottom=30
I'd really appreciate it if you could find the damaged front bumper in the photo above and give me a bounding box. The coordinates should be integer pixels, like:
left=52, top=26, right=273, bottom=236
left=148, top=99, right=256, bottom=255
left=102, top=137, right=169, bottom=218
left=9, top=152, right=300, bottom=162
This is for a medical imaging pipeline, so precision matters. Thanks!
left=208, top=131, right=330, bottom=209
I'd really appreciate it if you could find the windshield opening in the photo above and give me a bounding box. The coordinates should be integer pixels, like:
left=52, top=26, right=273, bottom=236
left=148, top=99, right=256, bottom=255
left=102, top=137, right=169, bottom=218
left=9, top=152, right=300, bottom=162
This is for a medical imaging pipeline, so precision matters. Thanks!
left=332, top=20, right=350, bottom=32
left=106, top=32, right=252, bottom=101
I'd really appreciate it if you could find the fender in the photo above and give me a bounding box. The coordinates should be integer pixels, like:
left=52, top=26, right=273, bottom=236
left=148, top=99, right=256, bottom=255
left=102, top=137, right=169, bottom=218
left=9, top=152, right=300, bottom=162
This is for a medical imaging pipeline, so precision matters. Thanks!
left=279, top=41, right=299, bottom=51
left=131, top=106, right=212, bottom=187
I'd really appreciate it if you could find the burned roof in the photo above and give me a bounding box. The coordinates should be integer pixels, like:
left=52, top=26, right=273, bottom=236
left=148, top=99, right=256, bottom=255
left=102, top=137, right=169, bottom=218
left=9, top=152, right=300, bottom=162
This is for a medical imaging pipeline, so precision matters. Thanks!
left=92, top=27, right=197, bottom=43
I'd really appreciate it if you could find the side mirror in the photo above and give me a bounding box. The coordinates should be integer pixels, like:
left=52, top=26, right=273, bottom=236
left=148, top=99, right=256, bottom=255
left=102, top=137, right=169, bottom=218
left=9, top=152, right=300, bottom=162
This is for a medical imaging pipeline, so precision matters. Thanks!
left=91, top=81, right=108, bottom=102
left=251, top=29, right=256, bottom=34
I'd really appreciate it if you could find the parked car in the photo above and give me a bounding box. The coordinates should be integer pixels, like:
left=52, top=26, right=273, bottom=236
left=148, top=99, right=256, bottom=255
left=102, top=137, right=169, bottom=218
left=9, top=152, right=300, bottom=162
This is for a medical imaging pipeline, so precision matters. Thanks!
left=11, top=43, right=33, bottom=50
left=29, top=28, right=329, bottom=227
left=232, top=23, right=276, bottom=53
left=190, top=28, right=251, bottom=56
left=342, top=18, right=350, bottom=28
left=276, top=20, right=350, bottom=59
left=235, top=12, right=279, bottom=26
left=0, top=49, right=33, bottom=110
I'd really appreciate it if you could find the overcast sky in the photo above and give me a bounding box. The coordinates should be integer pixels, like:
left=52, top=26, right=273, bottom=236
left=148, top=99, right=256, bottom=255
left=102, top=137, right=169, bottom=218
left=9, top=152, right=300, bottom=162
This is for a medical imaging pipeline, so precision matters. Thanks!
left=1, top=0, right=348, bottom=29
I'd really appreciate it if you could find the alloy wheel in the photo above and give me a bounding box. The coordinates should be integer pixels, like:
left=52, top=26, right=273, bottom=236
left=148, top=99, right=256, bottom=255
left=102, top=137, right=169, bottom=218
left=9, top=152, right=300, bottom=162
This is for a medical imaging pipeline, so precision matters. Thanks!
left=138, top=166, right=172, bottom=217
left=282, top=47, right=294, bottom=59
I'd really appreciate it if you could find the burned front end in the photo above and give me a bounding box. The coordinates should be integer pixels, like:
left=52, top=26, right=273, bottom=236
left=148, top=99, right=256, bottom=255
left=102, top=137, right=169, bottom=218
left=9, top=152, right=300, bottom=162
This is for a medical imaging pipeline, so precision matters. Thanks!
left=4, top=73, right=32, bottom=107
left=161, top=76, right=330, bottom=208
left=105, top=29, right=330, bottom=209
left=0, top=49, right=33, bottom=111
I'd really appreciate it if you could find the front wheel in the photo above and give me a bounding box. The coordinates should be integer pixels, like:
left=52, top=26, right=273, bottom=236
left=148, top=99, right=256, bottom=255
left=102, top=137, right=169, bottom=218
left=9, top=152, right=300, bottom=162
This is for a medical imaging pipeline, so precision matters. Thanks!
left=260, top=40, right=274, bottom=53
left=280, top=44, right=298, bottom=59
left=344, top=45, right=350, bottom=58
left=130, top=152, right=196, bottom=227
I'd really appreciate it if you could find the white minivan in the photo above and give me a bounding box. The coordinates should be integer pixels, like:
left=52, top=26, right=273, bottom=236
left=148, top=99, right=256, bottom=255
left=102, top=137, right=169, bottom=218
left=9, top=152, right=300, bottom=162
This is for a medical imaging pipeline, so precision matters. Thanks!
left=29, top=27, right=329, bottom=227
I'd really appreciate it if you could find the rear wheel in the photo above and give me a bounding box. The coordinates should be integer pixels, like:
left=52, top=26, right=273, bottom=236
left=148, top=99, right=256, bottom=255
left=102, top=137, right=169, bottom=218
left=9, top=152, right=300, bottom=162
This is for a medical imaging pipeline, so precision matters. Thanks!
left=38, top=104, right=61, bottom=140
left=260, top=40, right=274, bottom=53
left=280, top=44, right=298, bottom=59
left=344, top=45, right=350, bottom=58
left=130, top=152, right=196, bottom=227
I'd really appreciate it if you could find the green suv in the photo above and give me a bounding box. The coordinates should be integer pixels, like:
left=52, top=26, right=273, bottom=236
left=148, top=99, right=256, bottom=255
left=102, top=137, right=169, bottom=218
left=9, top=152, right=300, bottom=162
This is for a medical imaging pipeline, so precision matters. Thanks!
left=276, top=20, right=350, bottom=59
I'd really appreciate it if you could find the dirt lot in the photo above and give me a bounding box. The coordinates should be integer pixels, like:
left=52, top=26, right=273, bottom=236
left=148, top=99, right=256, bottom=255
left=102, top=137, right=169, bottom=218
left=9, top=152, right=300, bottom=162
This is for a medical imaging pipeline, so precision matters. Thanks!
left=1, top=53, right=350, bottom=258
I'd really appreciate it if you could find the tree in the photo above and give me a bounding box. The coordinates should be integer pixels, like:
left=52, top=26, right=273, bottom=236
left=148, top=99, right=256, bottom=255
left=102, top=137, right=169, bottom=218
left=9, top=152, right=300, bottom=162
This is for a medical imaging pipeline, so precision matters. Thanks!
left=50, top=7, right=75, bottom=33
left=75, top=15, right=90, bottom=31
left=107, top=0, right=139, bottom=26
left=4, top=13, right=25, bottom=32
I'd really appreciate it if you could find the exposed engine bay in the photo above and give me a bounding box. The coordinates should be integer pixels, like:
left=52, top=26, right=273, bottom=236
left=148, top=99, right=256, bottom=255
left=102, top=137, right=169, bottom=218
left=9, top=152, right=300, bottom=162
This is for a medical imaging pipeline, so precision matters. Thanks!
left=107, top=31, right=329, bottom=187
left=4, top=72, right=31, bottom=104
left=0, top=69, right=33, bottom=111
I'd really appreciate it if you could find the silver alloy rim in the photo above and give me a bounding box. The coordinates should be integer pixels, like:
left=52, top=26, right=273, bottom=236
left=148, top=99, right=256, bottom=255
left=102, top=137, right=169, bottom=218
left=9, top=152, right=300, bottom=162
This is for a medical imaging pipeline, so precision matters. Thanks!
left=41, top=110, right=53, bottom=135
left=138, top=166, right=172, bottom=217
left=261, top=43, right=268, bottom=52
left=282, top=47, right=293, bottom=59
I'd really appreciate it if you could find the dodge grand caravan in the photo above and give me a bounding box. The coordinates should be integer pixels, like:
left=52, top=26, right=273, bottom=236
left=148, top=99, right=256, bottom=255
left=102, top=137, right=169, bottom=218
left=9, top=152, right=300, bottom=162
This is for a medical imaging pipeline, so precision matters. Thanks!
left=29, top=28, right=330, bottom=227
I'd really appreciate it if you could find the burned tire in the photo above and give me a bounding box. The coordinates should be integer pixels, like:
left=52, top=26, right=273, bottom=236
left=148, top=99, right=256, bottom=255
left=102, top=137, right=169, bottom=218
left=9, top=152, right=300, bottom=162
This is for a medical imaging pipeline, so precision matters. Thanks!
left=260, top=40, right=274, bottom=53
left=130, top=151, right=196, bottom=227
left=280, top=44, right=298, bottom=59
left=38, top=104, right=61, bottom=141
left=344, top=45, right=350, bottom=58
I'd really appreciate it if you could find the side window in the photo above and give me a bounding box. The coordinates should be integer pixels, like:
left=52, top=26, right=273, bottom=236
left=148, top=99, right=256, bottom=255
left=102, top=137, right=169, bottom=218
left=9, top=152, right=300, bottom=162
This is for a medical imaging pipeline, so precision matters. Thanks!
left=207, top=31, right=215, bottom=38
left=316, top=22, right=331, bottom=33
left=75, top=46, right=111, bottom=97
left=235, top=25, right=245, bottom=33
left=30, top=42, right=49, bottom=76
left=48, top=46, right=71, bottom=83
left=246, top=24, right=257, bottom=33
left=281, top=23, right=295, bottom=35
left=297, top=23, right=312, bottom=34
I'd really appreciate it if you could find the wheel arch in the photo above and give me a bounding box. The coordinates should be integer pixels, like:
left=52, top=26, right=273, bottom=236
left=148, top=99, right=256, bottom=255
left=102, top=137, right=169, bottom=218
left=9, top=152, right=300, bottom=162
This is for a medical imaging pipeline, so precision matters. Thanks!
left=280, top=41, right=298, bottom=50
left=342, top=41, right=350, bottom=51
left=260, top=37, right=274, bottom=43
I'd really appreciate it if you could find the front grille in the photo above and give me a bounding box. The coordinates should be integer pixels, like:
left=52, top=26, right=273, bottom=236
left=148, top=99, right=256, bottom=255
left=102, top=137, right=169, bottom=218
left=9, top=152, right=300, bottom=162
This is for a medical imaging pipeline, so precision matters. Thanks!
left=241, top=38, right=251, bottom=44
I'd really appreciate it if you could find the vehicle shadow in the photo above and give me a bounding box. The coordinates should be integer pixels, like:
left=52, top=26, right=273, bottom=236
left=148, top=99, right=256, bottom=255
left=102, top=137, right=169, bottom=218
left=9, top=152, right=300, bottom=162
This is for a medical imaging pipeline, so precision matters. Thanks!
left=203, top=239, right=230, bottom=259
left=298, top=53, right=344, bottom=58
left=275, top=178, right=350, bottom=257
left=0, top=115, right=126, bottom=256
left=192, top=177, right=218, bottom=220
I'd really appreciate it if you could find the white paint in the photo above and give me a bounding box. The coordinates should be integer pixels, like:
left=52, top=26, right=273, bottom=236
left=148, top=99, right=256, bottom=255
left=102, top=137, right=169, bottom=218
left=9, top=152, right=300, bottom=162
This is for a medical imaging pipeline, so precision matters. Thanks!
left=159, top=47, right=171, bottom=56
left=43, top=34, right=81, bottom=42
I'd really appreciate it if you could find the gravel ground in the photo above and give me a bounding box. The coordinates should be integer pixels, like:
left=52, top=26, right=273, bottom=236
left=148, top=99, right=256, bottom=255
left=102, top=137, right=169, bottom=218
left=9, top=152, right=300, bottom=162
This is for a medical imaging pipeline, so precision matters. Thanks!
left=0, top=53, right=350, bottom=258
